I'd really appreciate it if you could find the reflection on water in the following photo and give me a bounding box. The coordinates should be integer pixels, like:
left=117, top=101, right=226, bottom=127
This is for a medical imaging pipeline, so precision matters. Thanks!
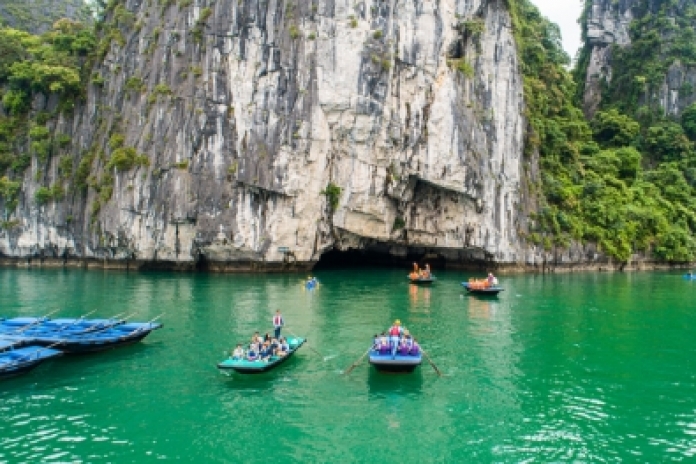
left=407, top=284, right=431, bottom=312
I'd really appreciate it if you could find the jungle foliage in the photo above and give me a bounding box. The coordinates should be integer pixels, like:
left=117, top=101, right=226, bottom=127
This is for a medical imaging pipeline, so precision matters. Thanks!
left=509, top=0, right=696, bottom=262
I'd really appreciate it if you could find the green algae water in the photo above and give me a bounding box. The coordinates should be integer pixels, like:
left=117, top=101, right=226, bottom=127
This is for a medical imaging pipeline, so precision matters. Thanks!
left=1, top=268, right=696, bottom=462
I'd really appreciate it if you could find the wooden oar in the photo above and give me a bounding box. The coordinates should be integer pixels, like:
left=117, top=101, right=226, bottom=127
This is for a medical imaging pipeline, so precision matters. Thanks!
left=344, top=347, right=372, bottom=375
left=52, top=309, right=97, bottom=332
left=420, top=349, right=442, bottom=377
left=120, top=314, right=164, bottom=335
left=11, top=309, right=61, bottom=334
left=284, top=328, right=327, bottom=360
left=77, top=312, right=137, bottom=334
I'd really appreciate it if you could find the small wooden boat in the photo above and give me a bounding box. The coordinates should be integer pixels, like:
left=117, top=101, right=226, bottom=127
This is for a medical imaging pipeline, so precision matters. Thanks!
left=408, top=275, right=436, bottom=285
left=369, top=346, right=422, bottom=373
left=0, top=346, right=63, bottom=379
left=217, top=336, right=305, bottom=374
left=461, top=282, right=504, bottom=295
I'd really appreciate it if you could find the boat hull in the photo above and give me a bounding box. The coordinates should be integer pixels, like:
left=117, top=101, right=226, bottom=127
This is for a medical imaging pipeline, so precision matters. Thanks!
left=4, top=325, right=162, bottom=354
left=368, top=351, right=422, bottom=373
left=461, top=282, right=503, bottom=295
left=0, top=346, right=63, bottom=379
left=217, top=337, right=305, bottom=374
left=408, top=278, right=436, bottom=285
left=47, top=332, right=152, bottom=353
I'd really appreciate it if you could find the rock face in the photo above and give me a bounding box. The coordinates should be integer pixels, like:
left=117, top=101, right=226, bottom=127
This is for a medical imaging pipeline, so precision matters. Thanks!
left=1, top=0, right=538, bottom=271
left=580, top=0, right=696, bottom=118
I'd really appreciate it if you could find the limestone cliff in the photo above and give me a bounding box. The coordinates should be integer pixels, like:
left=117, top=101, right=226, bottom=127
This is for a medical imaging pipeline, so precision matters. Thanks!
left=579, top=0, right=696, bottom=118
left=1, top=0, right=539, bottom=271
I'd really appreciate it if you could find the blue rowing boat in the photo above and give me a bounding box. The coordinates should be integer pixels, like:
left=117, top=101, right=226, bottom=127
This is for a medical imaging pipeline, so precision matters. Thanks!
left=369, top=346, right=422, bottom=373
left=217, top=336, right=305, bottom=374
left=0, top=345, right=63, bottom=379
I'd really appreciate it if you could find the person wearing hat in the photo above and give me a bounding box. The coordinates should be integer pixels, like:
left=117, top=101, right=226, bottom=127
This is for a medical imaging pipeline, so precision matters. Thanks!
left=388, top=320, right=404, bottom=355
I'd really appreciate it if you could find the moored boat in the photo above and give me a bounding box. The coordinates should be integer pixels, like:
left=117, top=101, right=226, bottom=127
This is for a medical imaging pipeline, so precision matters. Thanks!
left=217, top=336, right=305, bottom=374
left=461, top=282, right=504, bottom=295
left=0, top=346, right=63, bottom=379
left=0, top=316, right=163, bottom=354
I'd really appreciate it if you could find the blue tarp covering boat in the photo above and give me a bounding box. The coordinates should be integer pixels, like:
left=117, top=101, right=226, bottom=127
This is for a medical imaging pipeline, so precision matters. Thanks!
left=217, top=336, right=305, bottom=374
left=0, top=346, right=62, bottom=379
left=0, top=317, right=163, bottom=353
left=461, top=282, right=504, bottom=295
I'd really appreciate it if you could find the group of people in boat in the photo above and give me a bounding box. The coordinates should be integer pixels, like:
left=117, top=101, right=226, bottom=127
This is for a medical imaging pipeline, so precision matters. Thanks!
left=409, top=263, right=432, bottom=280
left=230, top=331, right=291, bottom=362
left=372, top=319, right=420, bottom=356
left=230, top=310, right=289, bottom=362
left=468, top=273, right=499, bottom=290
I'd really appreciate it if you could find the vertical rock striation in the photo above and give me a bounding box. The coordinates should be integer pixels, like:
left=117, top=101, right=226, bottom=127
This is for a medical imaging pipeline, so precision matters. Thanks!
left=0, top=0, right=535, bottom=270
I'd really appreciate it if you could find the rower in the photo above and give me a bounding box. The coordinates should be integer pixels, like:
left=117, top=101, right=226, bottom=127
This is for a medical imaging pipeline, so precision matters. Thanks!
left=388, top=320, right=404, bottom=355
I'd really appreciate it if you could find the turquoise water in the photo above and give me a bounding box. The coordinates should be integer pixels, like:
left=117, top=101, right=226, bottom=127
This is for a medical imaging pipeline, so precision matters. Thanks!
left=1, top=268, right=696, bottom=462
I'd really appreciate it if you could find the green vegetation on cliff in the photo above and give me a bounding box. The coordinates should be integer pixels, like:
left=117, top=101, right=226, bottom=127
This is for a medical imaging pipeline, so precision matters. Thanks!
left=510, top=0, right=696, bottom=262
left=0, top=19, right=95, bottom=214
left=0, top=0, right=92, bottom=35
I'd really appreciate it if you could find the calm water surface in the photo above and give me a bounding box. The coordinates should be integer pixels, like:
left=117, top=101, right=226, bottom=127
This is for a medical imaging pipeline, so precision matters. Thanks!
left=1, top=268, right=696, bottom=462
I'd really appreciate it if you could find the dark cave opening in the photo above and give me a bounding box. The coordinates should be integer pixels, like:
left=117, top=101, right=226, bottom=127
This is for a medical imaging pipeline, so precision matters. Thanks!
left=312, top=247, right=448, bottom=271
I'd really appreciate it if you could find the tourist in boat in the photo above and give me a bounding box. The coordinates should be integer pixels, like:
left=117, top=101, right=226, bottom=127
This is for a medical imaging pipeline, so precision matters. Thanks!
left=247, top=344, right=259, bottom=361
left=275, top=338, right=289, bottom=357
left=487, top=273, right=498, bottom=287
left=410, top=338, right=420, bottom=355
left=424, top=264, right=431, bottom=278
left=410, top=262, right=420, bottom=280
left=372, top=334, right=380, bottom=349
left=398, top=337, right=411, bottom=355
left=259, top=341, right=274, bottom=361
left=231, top=344, right=245, bottom=360
left=273, top=309, right=284, bottom=338
left=379, top=332, right=390, bottom=353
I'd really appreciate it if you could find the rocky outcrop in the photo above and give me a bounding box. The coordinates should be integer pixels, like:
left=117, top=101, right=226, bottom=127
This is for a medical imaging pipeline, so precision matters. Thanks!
left=580, top=0, right=634, bottom=118
left=0, top=0, right=546, bottom=271
left=580, top=0, right=696, bottom=118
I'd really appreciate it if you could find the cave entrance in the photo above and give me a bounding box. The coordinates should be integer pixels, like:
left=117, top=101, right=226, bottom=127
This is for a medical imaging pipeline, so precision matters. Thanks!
left=312, top=247, right=447, bottom=271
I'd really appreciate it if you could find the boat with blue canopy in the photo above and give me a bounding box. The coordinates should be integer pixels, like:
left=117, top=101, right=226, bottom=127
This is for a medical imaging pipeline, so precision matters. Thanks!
left=217, top=336, right=305, bottom=374
left=0, top=345, right=63, bottom=379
